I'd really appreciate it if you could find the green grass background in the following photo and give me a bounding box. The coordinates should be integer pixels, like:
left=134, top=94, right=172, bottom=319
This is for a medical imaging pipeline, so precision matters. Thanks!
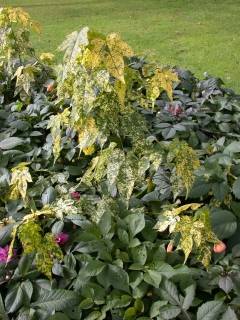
left=2, top=0, right=240, bottom=91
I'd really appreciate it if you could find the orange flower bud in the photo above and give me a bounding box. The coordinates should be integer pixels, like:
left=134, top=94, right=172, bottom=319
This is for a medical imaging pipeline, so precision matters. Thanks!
left=213, top=241, right=226, bottom=253
left=166, top=242, right=174, bottom=253
left=47, top=83, right=54, bottom=92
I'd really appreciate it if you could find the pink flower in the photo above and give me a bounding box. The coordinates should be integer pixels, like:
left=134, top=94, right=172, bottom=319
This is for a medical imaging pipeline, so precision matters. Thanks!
left=0, top=245, right=16, bottom=263
left=167, top=104, right=183, bottom=117
left=55, top=232, right=69, bottom=245
left=70, top=191, right=80, bottom=200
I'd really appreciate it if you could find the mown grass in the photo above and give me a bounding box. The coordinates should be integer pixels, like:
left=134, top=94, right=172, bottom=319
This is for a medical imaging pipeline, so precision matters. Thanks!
left=3, top=0, right=240, bottom=91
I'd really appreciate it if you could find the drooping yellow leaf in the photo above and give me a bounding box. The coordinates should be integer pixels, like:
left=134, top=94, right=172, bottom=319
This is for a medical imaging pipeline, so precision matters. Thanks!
left=9, top=162, right=32, bottom=201
left=169, top=139, right=200, bottom=197
left=14, top=65, right=36, bottom=95
left=164, top=203, right=203, bottom=217
left=180, top=235, right=193, bottom=263
left=77, top=117, right=99, bottom=151
left=114, top=80, right=126, bottom=107
left=47, top=108, right=70, bottom=161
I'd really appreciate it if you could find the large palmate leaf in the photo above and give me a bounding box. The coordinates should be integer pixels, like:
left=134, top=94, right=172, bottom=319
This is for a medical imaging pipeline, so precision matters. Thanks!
left=90, top=32, right=133, bottom=83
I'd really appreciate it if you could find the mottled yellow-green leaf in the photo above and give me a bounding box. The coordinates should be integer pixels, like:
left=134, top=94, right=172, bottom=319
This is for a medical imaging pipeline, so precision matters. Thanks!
left=90, top=32, right=134, bottom=83
left=14, top=65, right=37, bottom=95
left=169, top=139, right=200, bottom=196
left=18, top=221, right=63, bottom=278
left=147, top=68, right=178, bottom=102
left=115, top=80, right=126, bottom=107
left=164, top=203, right=203, bottom=217
left=9, top=162, right=32, bottom=201
left=174, top=207, right=219, bottom=267
left=77, top=117, right=99, bottom=151
left=180, top=236, right=193, bottom=263
left=47, top=108, right=70, bottom=161
left=81, top=47, right=101, bottom=69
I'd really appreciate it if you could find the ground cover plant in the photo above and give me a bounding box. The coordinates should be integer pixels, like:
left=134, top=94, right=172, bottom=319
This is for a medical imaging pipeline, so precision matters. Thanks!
left=0, top=6, right=240, bottom=320
left=3, top=0, right=240, bottom=92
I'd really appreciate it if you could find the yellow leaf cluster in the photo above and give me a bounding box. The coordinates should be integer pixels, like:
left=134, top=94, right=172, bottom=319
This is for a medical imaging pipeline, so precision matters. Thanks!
left=164, top=203, right=203, bottom=217
left=40, top=52, right=55, bottom=64
left=174, top=208, right=219, bottom=267
left=82, top=33, right=133, bottom=83
left=0, top=7, right=40, bottom=32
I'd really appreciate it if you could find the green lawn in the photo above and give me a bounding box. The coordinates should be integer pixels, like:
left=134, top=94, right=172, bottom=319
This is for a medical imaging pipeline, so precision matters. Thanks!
left=2, top=0, right=240, bottom=91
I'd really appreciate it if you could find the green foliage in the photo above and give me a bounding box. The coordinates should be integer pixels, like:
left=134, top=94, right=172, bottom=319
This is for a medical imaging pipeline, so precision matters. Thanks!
left=0, top=6, right=240, bottom=320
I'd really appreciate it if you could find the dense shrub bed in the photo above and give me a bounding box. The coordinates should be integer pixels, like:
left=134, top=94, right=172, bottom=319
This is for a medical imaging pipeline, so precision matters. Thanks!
left=0, top=7, right=240, bottom=320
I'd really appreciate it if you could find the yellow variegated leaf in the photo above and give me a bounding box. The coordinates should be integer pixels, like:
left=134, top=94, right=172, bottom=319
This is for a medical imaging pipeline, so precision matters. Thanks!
left=192, top=228, right=202, bottom=247
left=106, top=33, right=133, bottom=57
left=7, top=225, right=18, bottom=263
left=9, top=162, right=32, bottom=201
left=180, top=236, right=193, bottom=263
left=164, top=203, right=203, bottom=217
left=154, top=219, right=171, bottom=232
left=90, top=33, right=134, bottom=83
left=169, top=139, right=200, bottom=196
left=117, top=163, right=135, bottom=200
left=77, top=117, right=99, bottom=151
left=81, top=48, right=101, bottom=69
left=114, top=80, right=126, bottom=107
left=47, top=108, right=70, bottom=161
left=197, top=246, right=212, bottom=268
left=14, top=65, right=36, bottom=95
left=105, top=51, right=125, bottom=83
left=148, top=68, right=178, bottom=102
left=3, top=7, right=40, bottom=32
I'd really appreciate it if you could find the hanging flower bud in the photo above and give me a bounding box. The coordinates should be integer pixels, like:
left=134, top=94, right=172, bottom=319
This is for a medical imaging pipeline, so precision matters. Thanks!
left=166, top=242, right=174, bottom=253
left=213, top=241, right=226, bottom=253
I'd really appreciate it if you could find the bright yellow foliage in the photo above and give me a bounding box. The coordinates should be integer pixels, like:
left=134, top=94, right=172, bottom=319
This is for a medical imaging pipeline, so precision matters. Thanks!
left=40, top=52, right=55, bottom=64
left=88, top=33, right=134, bottom=83
left=9, top=162, right=32, bottom=201
left=47, top=108, right=70, bottom=161
left=147, top=68, right=178, bottom=103
left=0, top=7, right=40, bottom=32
